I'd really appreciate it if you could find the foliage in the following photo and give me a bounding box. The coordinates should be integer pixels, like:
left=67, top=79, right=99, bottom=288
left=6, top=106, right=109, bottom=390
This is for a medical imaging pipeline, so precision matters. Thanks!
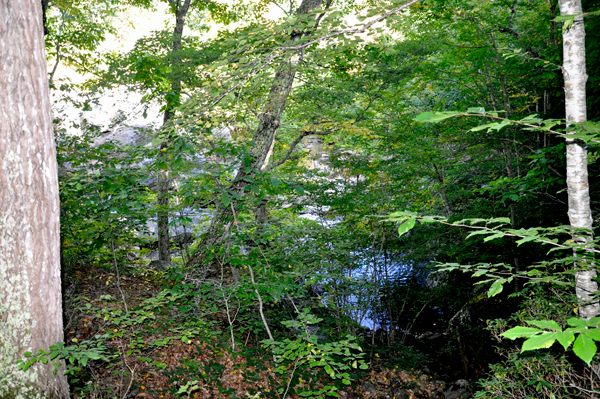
left=503, top=318, right=600, bottom=366
left=16, top=338, right=112, bottom=377
left=264, top=309, right=369, bottom=398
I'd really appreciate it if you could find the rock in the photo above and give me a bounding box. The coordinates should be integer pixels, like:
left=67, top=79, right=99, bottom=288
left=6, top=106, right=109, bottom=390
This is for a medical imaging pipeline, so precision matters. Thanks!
left=390, top=388, right=408, bottom=399
left=361, top=381, right=378, bottom=393
left=147, top=260, right=170, bottom=270
left=444, top=379, right=473, bottom=399
left=419, top=331, right=443, bottom=340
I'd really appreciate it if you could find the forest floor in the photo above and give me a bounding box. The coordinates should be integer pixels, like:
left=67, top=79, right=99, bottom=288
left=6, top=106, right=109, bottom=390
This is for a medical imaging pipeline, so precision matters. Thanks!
left=63, top=263, right=445, bottom=399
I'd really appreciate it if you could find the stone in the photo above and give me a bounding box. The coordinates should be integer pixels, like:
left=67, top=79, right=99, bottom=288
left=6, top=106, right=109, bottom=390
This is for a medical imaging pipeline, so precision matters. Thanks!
left=444, top=379, right=473, bottom=399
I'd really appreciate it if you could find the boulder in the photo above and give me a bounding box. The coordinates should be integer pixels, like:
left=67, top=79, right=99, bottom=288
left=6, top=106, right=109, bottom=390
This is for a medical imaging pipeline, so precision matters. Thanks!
left=147, top=260, right=170, bottom=270
left=444, top=379, right=473, bottom=399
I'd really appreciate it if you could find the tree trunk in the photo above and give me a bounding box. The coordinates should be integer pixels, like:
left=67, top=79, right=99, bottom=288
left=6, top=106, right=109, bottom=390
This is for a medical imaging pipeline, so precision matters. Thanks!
left=559, top=0, right=598, bottom=320
left=0, top=0, right=69, bottom=396
left=188, top=0, right=325, bottom=268
left=504, top=145, right=522, bottom=293
left=157, top=0, right=192, bottom=264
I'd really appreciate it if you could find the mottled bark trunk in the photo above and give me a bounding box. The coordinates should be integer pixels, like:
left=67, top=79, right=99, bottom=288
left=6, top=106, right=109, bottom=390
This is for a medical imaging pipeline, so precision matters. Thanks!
left=157, top=160, right=171, bottom=263
left=559, top=0, right=598, bottom=320
left=157, top=0, right=191, bottom=264
left=188, top=0, right=324, bottom=267
left=0, top=0, right=69, bottom=396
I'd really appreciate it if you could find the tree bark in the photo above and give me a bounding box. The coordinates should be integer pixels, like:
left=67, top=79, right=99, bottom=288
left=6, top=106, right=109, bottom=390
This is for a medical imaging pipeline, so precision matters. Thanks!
left=157, top=0, right=192, bottom=264
left=188, top=0, right=325, bottom=268
left=559, top=0, right=598, bottom=320
left=0, top=0, right=69, bottom=396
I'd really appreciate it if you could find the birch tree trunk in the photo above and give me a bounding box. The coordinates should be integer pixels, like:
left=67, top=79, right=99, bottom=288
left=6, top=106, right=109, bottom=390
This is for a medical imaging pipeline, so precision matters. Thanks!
left=0, top=0, right=69, bottom=396
left=187, top=0, right=325, bottom=268
left=157, top=0, right=192, bottom=264
left=559, top=0, right=599, bottom=320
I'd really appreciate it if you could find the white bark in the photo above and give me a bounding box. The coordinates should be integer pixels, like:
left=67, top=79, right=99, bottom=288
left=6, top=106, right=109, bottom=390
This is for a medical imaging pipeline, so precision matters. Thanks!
left=559, top=0, right=599, bottom=320
left=0, top=0, right=69, bottom=396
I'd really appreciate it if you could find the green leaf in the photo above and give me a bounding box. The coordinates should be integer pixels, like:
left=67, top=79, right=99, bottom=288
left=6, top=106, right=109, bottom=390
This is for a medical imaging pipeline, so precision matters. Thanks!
left=573, top=333, right=597, bottom=366
left=555, top=331, right=575, bottom=350
left=521, top=332, right=556, bottom=351
left=587, top=317, right=600, bottom=328
left=324, top=364, right=334, bottom=376
left=470, top=122, right=501, bottom=132
left=472, top=269, right=487, bottom=277
left=525, top=320, right=561, bottom=331
left=221, top=191, right=231, bottom=206
left=568, top=318, right=587, bottom=327
left=414, top=111, right=458, bottom=123
left=502, top=326, right=543, bottom=340
left=487, top=279, right=504, bottom=297
left=582, top=328, right=600, bottom=341
left=467, top=107, right=486, bottom=114
left=483, top=232, right=505, bottom=242
left=397, top=218, right=416, bottom=236
left=516, top=235, right=540, bottom=246
left=342, top=379, right=351, bottom=385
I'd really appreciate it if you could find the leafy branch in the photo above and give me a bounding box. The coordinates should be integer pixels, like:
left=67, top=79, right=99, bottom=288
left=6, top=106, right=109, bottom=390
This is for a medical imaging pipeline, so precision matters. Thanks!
left=503, top=317, right=600, bottom=366
left=387, top=211, right=598, bottom=254
left=415, top=107, right=600, bottom=143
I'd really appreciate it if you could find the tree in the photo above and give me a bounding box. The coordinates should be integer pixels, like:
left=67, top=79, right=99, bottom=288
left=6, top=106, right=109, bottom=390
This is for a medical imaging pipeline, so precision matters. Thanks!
left=157, top=0, right=193, bottom=265
left=187, top=0, right=327, bottom=268
left=0, top=0, right=69, bottom=397
left=559, top=0, right=599, bottom=320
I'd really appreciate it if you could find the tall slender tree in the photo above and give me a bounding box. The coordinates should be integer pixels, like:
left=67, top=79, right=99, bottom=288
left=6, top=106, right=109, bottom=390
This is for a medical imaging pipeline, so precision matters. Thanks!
left=157, top=0, right=193, bottom=265
left=559, top=0, right=599, bottom=320
left=0, top=0, right=69, bottom=396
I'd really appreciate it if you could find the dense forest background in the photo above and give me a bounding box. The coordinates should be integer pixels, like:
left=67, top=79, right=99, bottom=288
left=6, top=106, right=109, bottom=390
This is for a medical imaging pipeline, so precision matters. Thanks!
left=27, top=0, right=600, bottom=397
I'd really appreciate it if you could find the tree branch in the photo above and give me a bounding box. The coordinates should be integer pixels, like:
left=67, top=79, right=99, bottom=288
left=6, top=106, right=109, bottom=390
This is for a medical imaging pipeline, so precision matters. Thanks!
left=267, top=129, right=336, bottom=171
left=185, top=0, right=420, bottom=117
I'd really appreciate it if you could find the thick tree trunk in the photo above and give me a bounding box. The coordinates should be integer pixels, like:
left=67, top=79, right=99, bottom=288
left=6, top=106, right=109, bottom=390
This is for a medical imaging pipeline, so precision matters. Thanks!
left=157, top=0, right=192, bottom=264
left=188, top=0, right=324, bottom=268
left=559, top=0, right=598, bottom=320
left=0, top=0, right=69, bottom=396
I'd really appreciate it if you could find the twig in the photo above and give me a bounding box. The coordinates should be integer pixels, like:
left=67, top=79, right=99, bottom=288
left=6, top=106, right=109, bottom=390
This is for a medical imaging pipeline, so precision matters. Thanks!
left=110, top=233, right=129, bottom=314
left=282, top=360, right=300, bottom=399
left=121, top=361, right=138, bottom=399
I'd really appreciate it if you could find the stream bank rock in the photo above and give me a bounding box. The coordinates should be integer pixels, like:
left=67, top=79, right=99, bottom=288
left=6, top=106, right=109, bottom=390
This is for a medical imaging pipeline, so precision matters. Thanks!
left=147, top=260, right=170, bottom=270
left=444, top=379, right=473, bottom=399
